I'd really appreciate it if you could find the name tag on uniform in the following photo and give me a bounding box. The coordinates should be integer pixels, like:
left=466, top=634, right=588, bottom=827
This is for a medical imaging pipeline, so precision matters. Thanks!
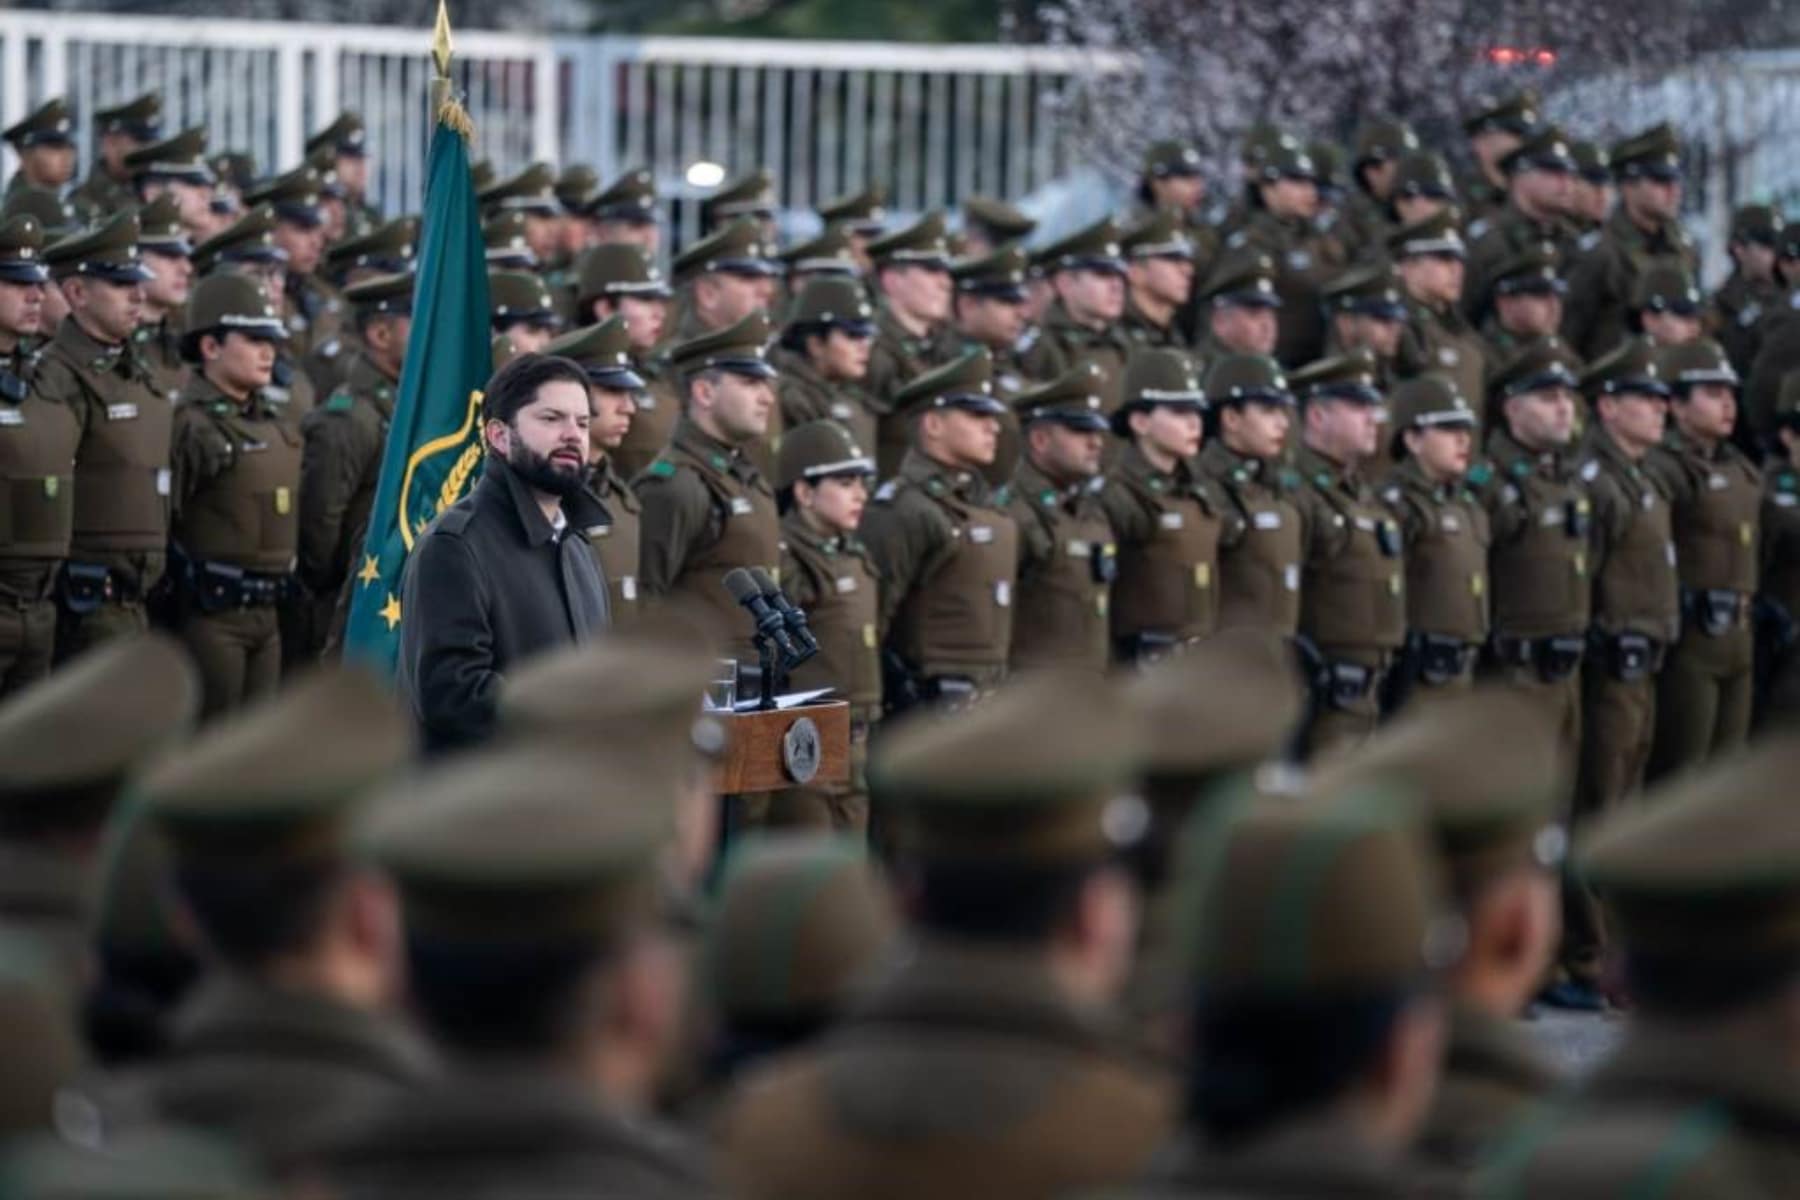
left=969, top=524, right=995, bottom=544
left=241, top=439, right=268, bottom=453
left=106, top=403, right=138, bottom=421
left=994, top=580, right=1011, bottom=606
left=0, top=409, right=22, bottom=426
left=1353, top=515, right=1377, bottom=532
left=1253, top=510, right=1283, bottom=531
left=1067, top=539, right=1092, bottom=558
left=155, top=468, right=171, bottom=496
left=729, top=496, right=754, bottom=515
left=1440, top=514, right=1460, bottom=533
left=1708, top=473, right=1729, bottom=490
left=1283, top=564, right=1300, bottom=591
left=1159, top=511, right=1185, bottom=530
left=589, top=524, right=612, bottom=539
left=835, top=575, right=859, bottom=593
left=830, top=402, right=854, bottom=421
left=274, top=486, right=291, bottom=515
left=622, top=576, right=638, bottom=601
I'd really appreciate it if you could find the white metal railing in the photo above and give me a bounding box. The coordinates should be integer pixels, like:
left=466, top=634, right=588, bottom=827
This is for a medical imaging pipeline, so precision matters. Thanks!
left=0, top=11, right=1133, bottom=246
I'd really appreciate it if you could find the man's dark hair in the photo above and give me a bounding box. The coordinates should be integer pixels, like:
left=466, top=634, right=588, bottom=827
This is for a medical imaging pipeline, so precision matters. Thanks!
left=1187, top=990, right=1413, bottom=1147
left=901, top=855, right=1101, bottom=944
left=172, top=859, right=347, bottom=972
left=481, top=353, right=590, bottom=427
left=404, top=932, right=602, bottom=1054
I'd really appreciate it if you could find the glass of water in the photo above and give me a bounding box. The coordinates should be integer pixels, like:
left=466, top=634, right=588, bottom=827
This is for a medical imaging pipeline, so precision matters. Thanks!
left=705, top=658, right=737, bottom=711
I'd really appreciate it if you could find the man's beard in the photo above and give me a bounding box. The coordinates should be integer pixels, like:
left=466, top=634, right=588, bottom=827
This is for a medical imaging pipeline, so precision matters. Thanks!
left=506, top=441, right=586, bottom=497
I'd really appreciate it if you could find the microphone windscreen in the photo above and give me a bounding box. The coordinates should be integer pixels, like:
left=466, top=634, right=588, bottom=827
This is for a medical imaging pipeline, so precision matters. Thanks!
left=748, top=566, right=781, bottom=596
left=722, top=567, right=761, bottom=602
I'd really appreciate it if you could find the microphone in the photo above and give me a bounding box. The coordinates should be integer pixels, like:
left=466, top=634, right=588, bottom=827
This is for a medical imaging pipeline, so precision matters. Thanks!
left=749, top=567, right=821, bottom=660
left=723, top=568, right=800, bottom=662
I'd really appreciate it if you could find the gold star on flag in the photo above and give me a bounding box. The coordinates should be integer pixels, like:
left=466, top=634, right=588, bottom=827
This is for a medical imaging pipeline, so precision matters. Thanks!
left=380, top=593, right=403, bottom=630
left=358, top=555, right=381, bottom=586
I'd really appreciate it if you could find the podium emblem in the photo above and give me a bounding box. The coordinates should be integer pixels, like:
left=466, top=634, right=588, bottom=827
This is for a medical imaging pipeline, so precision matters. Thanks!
left=782, top=716, right=822, bottom=784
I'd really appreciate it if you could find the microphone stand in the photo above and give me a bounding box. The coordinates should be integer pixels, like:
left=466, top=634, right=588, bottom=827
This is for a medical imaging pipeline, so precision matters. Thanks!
left=753, top=630, right=782, bottom=711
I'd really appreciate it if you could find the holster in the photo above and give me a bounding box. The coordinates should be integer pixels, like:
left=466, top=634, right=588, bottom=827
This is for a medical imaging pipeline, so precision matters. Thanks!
left=1684, top=588, right=1746, bottom=638
left=1592, top=631, right=1661, bottom=683
left=56, top=562, right=113, bottom=615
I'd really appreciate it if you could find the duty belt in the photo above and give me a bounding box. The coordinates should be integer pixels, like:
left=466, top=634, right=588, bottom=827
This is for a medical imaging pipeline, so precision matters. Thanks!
left=1588, top=630, right=1665, bottom=682
left=1410, top=633, right=1479, bottom=685
left=1491, top=633, right=1586, bottom=682
left=1681, top=587, right=1751, bottom=637
left=187, top=559, right=294, bottom=611
left=56, top=561, right=144, bottom=613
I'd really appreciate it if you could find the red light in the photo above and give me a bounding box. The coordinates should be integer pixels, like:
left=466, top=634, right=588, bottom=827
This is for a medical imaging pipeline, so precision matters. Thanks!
left=1533, top=48, right=1556, bottom=65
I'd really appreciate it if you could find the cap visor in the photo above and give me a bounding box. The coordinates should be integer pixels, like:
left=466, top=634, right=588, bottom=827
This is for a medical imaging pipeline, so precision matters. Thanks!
left=1220, top=291, right=1283, bottom=309
left=715, top=358, right=779, bottom=380
left=946, top=394, right=1007, bottom=416
left=95, top=263, right=157, bottom=284
left=716, top=259, right=783, bottom=278
left=589, top=366, right=647, bottom=391
left=0, top=263, right=50, bottom=284
left=836, top=319, right=877, bottom=338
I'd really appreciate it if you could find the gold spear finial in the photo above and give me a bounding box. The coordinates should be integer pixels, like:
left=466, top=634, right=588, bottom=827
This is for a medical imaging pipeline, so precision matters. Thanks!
left=430, top=0, right=473, bottom=139
left=432, top=0, right=454, bottom=79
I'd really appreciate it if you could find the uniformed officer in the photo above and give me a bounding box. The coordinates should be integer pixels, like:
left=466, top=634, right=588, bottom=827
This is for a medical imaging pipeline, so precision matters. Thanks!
left=772, top=421, right=880, bottom=830
left=0, top=215, right=75, bottom=694
left=93, top=668, right=431, bottom=1155
left=296, top=272, right=412, bottom=659
left=69, top=90, right=162, bottom=223
left=1310, top=689, right=1566, bottom=1181
left=776, top=225, right=861, bottom=292
left=1463, top=124, right=1576, bottom=325
left=1222, top=139, right=1341, bottom=365
left=1100, top=348, right=1223, bottom=661
left=1287, top=350, right=1407, bottom=756
left=1709, top=205, right=1783, bottom=382
left=1387, top=149, right=1460, bottom=234
left=305, top=111, right=379, bottom=238
left=1380, top=374, right=1490, bottom=709
left=544, top=315, right=647, bottom=627
left=1004, top=363, right=1117, bottom=674
left=477, top=162, right=562, bottom=268
left=35, top=214, right=170, bottom=658
left=635, top=311, right=781, bottom=662
left=1625, top=260, right=1704, bottom=352
left=307, top=216, right=417, bottom=393
left=132, top=193, right=194, bottom=403
left=1192, top=245, right=1282, bottom=364
left=1392, top=210, right=1488, bottom=409
left=815, top=183, right=887, bottom=273
left=1196, top=354, right=1305, bottom=637
left=1567, top=140, right=1615, bottom=243
left=0, top=634, right=197, bottom=989
left=1019, top=218, right=1133, bottom=409
left=1120, top=787, right=1452, bottom=1198
left=864, top=212, right=957, bottom=472
left=488, top=268, right=562, bottom=355
left=1119, top=210, right=1196, bottom=350
left=1563, top=122, right=1699, bottom=361
left=860, top=349, right=1017, bottom=711
left=1, top=99, right=76, bottom=201
left=1320, top=260, right=1409, bottom=385
left=959, top=193, right=1038, bottom=259
left=583, top=165, right=661, bottom=255
left=1744, top=221, right=1800, bottom=450
left=1559, top=337, right=1680, bottom=1010
left=949, top=242, right=1037, bottom=397
left=1135, top=139, right=1216, bottom=254
left=208, top=150, right=256, bottom=234
left=701, top=166, right=778, bottom=240
left=772, top=276, right=878, bottom=453
left=1479, top=241, right=1566, bottom=364
left=1759, top=377, right=1800, bottom=726
left=1645, top=338, right=1761, bottom=781
left=193, top=205, right=317, bottom=423
left=244, top=167, right=344, bottom=364
left=1479, top=733, right=1800, bottom=1198
left=1475, top=338, right=1591, bottom=776
left=123, top=125, right=214, bottom=236
left=1337, top=115, right=1419, bottom=265
left=573, top=242, right=676, bottom=480
left=482, top=209, right=538, bottom=271
left=552, top=163, right=601, bottom=265
left=720, top=677, right=1173, bottom=1200
left=306, top=748, right=712, bottom=1198
left=165, top=275, right=300, bottom=716
left=667, top=217, right=779, bottom=351
left=1456, top=89, right=1541, bottom=226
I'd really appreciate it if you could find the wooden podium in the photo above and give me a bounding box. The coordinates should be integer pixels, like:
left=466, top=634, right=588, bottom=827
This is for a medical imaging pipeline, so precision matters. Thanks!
left=711, top=700, right=851, bottom=793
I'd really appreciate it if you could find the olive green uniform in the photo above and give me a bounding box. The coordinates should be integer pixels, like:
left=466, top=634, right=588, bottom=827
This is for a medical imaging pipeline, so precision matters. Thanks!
left=862, top=450, right=1018, bottom=704
left=1006, top=460, right=1115, bottom=675
left=0, top=346, right=76, bottom=696
left=581, top=457, right=643, bottom=631
left=1221, top=210, right=1341, bottom=366
left=634, top=418, right=780, bottom=663
left=1565, top=424, right=1679, bottom=984
left=1464, top=207, right=1573, bottom=325
left=1417, top=1006, right=1560, bottom=1179
left=1644, top=429, right=1760, bottom=779
left=1709, top=270, right=1781, bottom=377
left=167, top=374, right=302, bottom=717
left=282, top=271, right=346, bottom=365
left=1120, top=297, right=1189, bottom=351
left=1397, top=298, right=1489, bottom=413
left=1758, top=461, right=1800, bottom=726
left=773, top=515, right=880, bottom=831
left=66, top=169, right=136, bottom=227
left=297, top=351, right=395, bottom=658
left=1474, top=427, right=1592, bottom=769
left=131, top=314, right=186, bottom=403
left=34, top=318, right=172, bottom=657
left=1196, top=439, right=1304, bottom=637
left=1381, top=457, right=1491, bottom=705
left=610, top=351, right=678, bottom=482
left=1563, top=208, right=1699, bottom=360
left=866, top=306, right=953, bottom=478
left=772, top=345, right=878, bottom=454
left=1292, top=443, right=1407, bottom=756
left=1099, top=443, right=1224, bottom=661
left=1017, top=301, right=1131, bottom=414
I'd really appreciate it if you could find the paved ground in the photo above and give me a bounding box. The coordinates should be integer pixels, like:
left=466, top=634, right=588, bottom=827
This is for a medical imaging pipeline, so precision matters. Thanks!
left=1525, top=1007, right=1627, bottom=1075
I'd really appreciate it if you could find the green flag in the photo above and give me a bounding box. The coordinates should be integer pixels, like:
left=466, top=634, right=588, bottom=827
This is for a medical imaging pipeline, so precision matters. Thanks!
left=342, top=61, right=491, bottom=675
